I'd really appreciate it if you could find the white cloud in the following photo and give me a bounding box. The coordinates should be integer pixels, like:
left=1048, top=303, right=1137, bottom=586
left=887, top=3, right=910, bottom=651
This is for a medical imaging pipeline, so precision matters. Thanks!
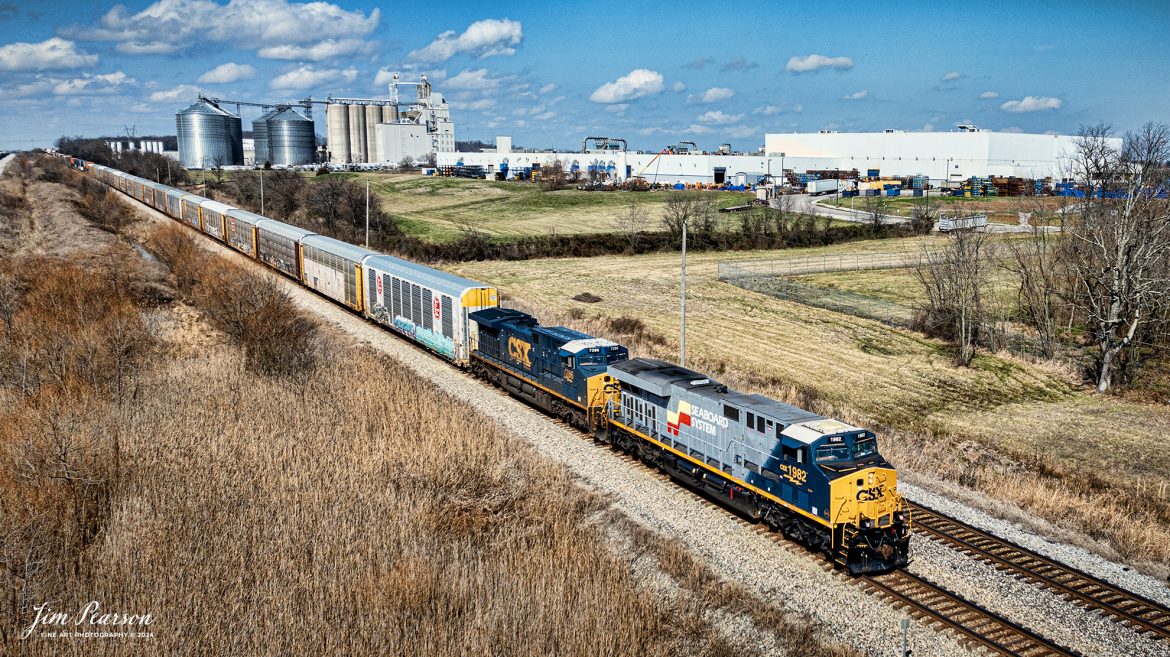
left=539, top=82, right=556, bottom=94
left=258, top=38, right=368, bottom=61
left=129, top=102, right=154, bottom=113
left=451, top=98, right=494, bottom=111
left=198, top=62, right=256, bottom=84
left=533, top=111, right=556, bottom=121
left=697, top=110, right=742, bottom=125
left=753, top=105, right=781, bottom=115
left=270, top=65, right=357, bottom=90
left=52, top=71, right=134, bottom=95
left=671, top=81, right=686, bottom=92
left=0, top=37, right=97, bottom=71
left=685, top=124, right=712, bottom=135
left=149, top=84, right=202, bottom=103
left=785, top=54, right=853, bottom=73
left=842, top=89, right=868, bottom=100
left=638, top=126, right=667, bottom=136
left=604, top=103, right=629, bottom=114
left=725, top=125, right=757, bottom=139
left=589, top=69, right=663, bottom=104
left=1000, top=95, right=1062, bottom=113
left=373, top=67, right=446, bottom=87
left=979, top=91, right=999, bottom=99
left=66, top=0, right=378, bottom=58
left=117, top=41, right=179, bottom=55
left=792, top=104, right=803, bottom=113
left=689, top=86, right=735, bottom=104
left=445, top=68, right=501, bottom=90
left=921, top=123, right=935, bottom=132
left=409, top=18, right=523, bottom=62
left=941, top=71, right=962, bottom=81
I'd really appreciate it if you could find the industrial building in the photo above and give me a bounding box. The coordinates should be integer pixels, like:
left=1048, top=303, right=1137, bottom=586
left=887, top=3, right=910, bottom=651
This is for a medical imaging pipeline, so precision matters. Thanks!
left=436, top=126, right=1107, bottom=186
left=176, top=98, right=244, bottom=168
left=325, top=74, right=454, bottom=165
left=105, top=138, right=165, bottom=154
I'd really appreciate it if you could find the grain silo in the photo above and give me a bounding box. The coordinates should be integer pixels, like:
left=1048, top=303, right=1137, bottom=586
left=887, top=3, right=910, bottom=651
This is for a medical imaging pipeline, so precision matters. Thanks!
left=348, top=104, right=366, bottom=163
left=252, top=108, right=279, bottom=166
left=176, top=99, right=243, bottom=168
left=267, top=107, right=316, bottom=166
left=326, top=102, right=350, bottom=164
left=364, top=105, right=383, bottom=163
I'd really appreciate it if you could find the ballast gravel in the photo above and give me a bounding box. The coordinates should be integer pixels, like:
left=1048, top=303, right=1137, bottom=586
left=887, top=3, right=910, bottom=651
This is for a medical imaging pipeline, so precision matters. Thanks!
left=126, top=198, right=1170, bottom=656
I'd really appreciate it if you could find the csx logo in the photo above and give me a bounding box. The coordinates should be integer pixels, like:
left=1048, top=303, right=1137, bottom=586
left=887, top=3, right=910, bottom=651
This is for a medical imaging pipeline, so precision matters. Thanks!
left=857, top=485, right=885, bottom=502
left=508, top=336, right=532, bottom=369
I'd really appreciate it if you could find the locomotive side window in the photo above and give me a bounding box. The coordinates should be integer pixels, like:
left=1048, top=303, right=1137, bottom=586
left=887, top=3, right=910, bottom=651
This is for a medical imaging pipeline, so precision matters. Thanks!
left=723, top=405, right=739, bottom=422
left=756, top=415, right=765, bottom=433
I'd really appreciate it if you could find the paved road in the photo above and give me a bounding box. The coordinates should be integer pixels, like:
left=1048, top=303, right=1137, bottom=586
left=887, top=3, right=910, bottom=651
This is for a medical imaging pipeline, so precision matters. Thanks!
left=778, top=191, right=1059, bottom=234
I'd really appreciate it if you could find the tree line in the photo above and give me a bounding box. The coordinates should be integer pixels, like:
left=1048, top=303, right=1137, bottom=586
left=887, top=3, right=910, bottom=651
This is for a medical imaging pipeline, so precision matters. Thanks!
left=915, top=122, right=1170, bottom=394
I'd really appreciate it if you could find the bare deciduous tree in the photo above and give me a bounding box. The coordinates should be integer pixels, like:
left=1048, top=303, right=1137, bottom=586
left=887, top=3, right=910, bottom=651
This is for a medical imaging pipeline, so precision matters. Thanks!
left=910, top=193, right=939, bottom=235
left=1002, top=198, right=1064, bottom=356
left=1064, top=122, right=1170, bottom=391
left=914, top=228, right=995, bottom=366
left=615, top=200, right=648, bottom=250
left=539, top=157, right=567, bottom=191
left=660, top=193, right=696, bottom=242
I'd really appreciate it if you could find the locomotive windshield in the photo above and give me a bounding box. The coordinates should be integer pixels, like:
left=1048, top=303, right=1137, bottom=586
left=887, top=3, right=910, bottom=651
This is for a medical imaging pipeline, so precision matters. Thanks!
left=853, top=437, right=877, bottom=458
left=815, top=443, right=850, bottom=462
left=578, top=353, right=605, bottom=367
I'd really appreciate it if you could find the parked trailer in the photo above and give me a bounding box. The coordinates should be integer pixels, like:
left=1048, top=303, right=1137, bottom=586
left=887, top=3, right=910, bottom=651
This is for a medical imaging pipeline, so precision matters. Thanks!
left=806, top=179, right=842, bottom=195
left=938, top=214, right=989, bottom=232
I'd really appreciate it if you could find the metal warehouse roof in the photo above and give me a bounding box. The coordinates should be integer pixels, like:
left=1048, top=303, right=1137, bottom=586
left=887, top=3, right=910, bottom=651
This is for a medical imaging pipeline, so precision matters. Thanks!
left=255, top=219, right=315, bottom=242
left=300, top=234, right=380, bottom=264
left=365, top=253, right=492, bottom=296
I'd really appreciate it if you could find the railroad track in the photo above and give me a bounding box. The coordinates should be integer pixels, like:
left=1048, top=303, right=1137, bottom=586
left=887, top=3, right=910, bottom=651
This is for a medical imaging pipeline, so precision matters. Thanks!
left=910, top=502, right=1170, bottom=642
left=861, top=569, right=1080, bottom=657
left=520, top=405, right=1086, bottom=656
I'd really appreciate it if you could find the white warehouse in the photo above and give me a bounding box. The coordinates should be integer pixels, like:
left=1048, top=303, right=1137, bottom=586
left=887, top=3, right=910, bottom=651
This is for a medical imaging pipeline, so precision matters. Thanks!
left=438, top=127, right=1107, bottom=185
left=763, top=128, right=1097, bottom=182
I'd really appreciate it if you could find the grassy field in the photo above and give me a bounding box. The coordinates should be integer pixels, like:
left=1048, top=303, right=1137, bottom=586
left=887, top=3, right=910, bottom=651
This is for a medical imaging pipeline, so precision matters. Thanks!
left=820, top=194, right=1071, bottom=223
left=448, top=236, right=1170, bottom=574
left=310, top=172, right=756, bottom=242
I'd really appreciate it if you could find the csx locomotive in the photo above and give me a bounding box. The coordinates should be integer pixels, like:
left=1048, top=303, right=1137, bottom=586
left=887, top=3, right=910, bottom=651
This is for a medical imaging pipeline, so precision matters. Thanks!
left=63, top=154, right=910, bottom=574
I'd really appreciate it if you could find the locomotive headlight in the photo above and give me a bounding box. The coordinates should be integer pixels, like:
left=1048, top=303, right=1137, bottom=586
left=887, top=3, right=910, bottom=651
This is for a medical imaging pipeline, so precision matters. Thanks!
left=868, top=472, right=874, bottom=485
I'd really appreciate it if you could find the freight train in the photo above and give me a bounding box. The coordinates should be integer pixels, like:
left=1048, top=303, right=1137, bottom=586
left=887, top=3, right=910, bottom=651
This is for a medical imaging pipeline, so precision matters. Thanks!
left=62, top=154, right=911, bottom=575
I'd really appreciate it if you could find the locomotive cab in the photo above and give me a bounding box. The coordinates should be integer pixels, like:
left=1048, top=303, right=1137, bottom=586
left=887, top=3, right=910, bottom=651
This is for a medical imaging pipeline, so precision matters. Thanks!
left=807, top=430, right=911, bottom=574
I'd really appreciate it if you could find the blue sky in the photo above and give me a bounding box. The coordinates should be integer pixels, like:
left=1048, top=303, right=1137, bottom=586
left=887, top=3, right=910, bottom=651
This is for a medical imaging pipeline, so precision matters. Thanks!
left=1, top=0, right=1167, bottom=151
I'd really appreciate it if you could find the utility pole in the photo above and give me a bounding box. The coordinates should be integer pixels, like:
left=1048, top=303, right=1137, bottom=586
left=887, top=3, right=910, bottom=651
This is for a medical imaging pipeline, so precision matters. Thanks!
left=260, top=169, right=265, bottom=215
left=901, top=619, right=912, bottom=657
left=364, top=179, right=370, bottom=247
left=680, top=218, right=687, bottom=368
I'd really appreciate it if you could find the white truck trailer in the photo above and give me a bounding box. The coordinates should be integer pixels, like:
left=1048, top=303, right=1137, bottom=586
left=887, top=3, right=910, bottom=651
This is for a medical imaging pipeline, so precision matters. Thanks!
left=806, top=179, right=842, bottom=195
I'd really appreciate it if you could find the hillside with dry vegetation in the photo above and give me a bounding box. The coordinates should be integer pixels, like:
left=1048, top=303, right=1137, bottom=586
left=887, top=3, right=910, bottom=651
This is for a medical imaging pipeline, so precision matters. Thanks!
left=2, top=156, right=861, bottom=655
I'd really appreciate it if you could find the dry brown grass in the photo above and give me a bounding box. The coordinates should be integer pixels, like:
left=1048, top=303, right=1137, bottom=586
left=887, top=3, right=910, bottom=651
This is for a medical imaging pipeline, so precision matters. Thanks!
left=456, top=248, right=1170, bottom=576
left=3, top=159, right=857, bottom=655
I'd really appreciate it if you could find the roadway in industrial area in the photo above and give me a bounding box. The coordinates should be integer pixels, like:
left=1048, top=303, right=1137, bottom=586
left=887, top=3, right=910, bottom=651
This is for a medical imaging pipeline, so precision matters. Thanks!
left=789, top=191, right=1059, bottom=234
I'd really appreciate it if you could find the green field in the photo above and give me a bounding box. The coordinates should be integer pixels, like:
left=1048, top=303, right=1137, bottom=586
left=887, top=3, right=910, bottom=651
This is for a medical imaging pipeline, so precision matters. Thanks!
left=309, top=173, right=756, bottom=242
